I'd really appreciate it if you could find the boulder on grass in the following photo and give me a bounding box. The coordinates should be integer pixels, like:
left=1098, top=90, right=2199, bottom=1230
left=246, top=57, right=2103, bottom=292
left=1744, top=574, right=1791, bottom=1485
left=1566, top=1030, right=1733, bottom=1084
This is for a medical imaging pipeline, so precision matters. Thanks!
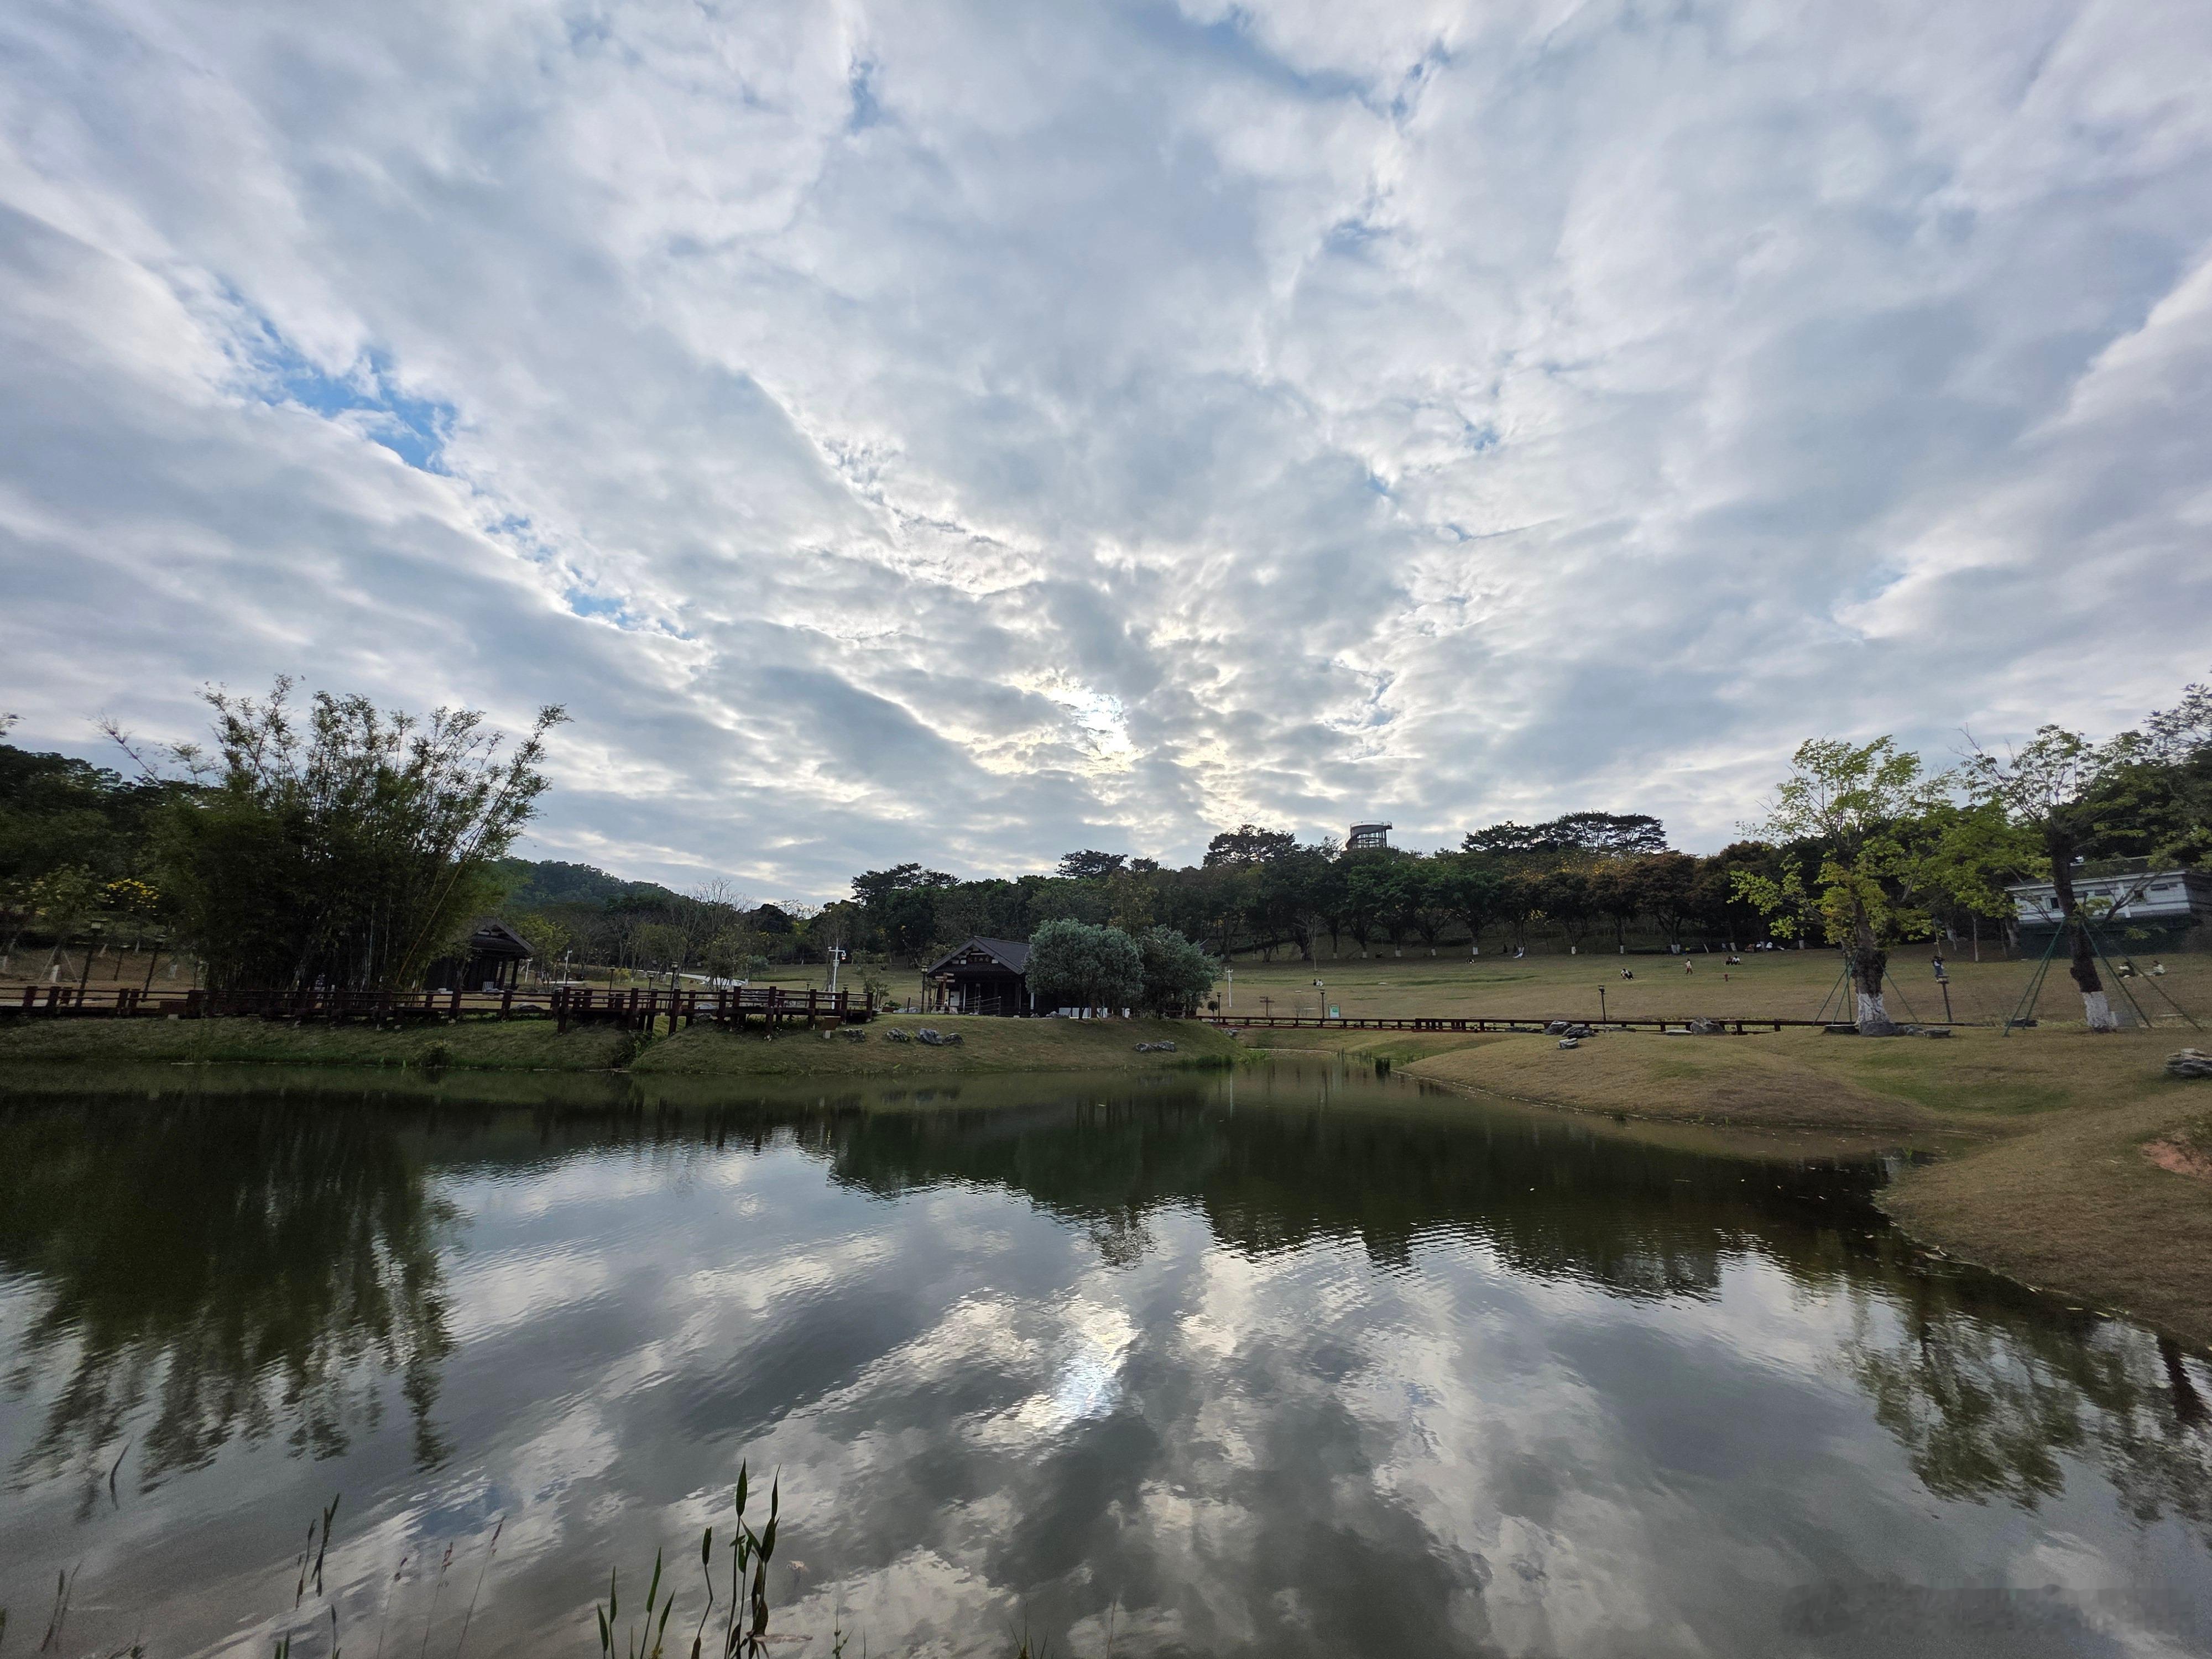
left=2169, top=1050, right=2212, bottom=1080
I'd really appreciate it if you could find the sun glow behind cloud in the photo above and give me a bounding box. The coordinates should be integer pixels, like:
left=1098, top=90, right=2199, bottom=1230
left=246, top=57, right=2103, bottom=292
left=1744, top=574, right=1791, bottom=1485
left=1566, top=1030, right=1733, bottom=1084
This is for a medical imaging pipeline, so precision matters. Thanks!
left=3, top=0, right=2210, bottom=898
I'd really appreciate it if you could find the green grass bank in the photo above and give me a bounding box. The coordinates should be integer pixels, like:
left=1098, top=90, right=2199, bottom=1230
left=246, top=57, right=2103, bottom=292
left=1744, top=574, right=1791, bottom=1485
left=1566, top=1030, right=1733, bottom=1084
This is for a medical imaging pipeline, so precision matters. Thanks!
left=0, top=1011, right=1241, bottom=1076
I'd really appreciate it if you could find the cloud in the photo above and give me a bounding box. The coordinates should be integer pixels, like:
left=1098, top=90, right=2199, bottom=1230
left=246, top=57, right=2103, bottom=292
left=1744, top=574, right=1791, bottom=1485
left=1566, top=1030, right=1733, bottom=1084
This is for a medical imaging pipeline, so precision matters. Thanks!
left=3, top=0, right=2210, bottom=898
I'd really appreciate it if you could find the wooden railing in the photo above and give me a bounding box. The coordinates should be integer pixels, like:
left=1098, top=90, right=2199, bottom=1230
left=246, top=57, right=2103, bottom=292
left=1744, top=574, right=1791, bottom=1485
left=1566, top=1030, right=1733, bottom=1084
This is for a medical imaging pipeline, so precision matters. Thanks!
left=1198, top=1013, right=1918, bottom=1034
left=5, top=982, right=879, bottom=1030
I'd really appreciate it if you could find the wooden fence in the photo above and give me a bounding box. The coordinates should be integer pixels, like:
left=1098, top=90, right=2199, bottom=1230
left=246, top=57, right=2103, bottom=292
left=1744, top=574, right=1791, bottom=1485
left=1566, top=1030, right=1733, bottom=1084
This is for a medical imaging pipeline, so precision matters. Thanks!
left=1198, top=1013, right=1920, bottom=1034
left=6, top=982, right=879, bottom=1032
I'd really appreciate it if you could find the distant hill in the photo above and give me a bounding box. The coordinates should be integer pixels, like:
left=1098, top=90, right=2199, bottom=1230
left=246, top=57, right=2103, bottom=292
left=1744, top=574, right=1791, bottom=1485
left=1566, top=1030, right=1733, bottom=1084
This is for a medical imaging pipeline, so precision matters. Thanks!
left=494, top=858, right=680, bottom=911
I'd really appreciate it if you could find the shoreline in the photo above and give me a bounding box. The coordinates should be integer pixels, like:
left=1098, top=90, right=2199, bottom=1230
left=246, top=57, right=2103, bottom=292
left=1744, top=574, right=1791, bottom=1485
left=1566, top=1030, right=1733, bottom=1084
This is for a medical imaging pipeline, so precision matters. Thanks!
left=1381, top=1025, right=2212, bottom=1351
left=6, top=1012, right=2206, bottom=1349
left=0, top=1011, right=1245, bottom=1077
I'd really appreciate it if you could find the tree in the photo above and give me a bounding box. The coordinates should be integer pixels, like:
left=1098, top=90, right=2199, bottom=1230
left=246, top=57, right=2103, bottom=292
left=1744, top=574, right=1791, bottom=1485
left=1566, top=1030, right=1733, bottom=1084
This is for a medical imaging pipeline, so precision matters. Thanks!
left=1057, top=849, right=1128, bottom=880
left=1461, top=812, right=1667, bottom=860
left=1535, top=868, right=1594, bottom=952
left=1545, top=811, right=1669, bottom=857
left=1631, top=852, right=1702, bottom=950
left=2133, top=672, right=2212, bottom=868
left=1461, top=822, right=1546, bottom=857
left=1494, top=868, right=1538, bottom=951
left=1136, top=926, right=1215, bottom=1015
left=1253, top=841, right=1338, bottom=962
left=1025, top=919, right=1144, bottom=1014
left=507, top=911, right=571, bottom=978
left=1340, top=853, right=1403, bottom=958
left=1432, top=854, right=1502, bottom=956
left=1406, top=858, right=1453, bottom=954
left=1740, top=737, right=1941, bottom=1033
left=116, top=679, right=564, bottom=991
left=1959, top=726, right=2151, bottom=1030
left=1588, top=862, right=1642, bottom=951
left=851, top=863, right=957, bottom=964
left=1202, top=824, right=1297, bottom=868
left=1917, top=802, right=2035, bottom=961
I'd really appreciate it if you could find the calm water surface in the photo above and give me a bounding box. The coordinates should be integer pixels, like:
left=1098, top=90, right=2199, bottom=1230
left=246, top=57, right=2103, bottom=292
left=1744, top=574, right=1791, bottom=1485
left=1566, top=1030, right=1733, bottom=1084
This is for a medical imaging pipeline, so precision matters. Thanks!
left=2, top=1060, right=2209, bottom=1657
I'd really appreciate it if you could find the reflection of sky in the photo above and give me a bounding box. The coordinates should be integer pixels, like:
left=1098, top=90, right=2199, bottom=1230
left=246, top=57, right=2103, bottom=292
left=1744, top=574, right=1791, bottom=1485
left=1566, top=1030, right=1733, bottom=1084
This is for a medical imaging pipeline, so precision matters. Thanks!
left=3, top=1088, right=2210, bottom=1658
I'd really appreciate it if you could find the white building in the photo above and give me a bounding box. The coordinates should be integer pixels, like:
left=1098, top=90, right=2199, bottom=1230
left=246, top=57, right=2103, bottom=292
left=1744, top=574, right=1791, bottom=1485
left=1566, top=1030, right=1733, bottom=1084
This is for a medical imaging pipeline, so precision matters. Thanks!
left=2005, top=866, right=2212, bottom=938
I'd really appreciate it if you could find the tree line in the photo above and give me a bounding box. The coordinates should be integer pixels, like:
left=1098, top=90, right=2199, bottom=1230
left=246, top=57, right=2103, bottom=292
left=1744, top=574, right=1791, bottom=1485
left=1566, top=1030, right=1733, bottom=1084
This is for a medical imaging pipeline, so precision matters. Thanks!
left=2, top=670, right=2205, bottom=1016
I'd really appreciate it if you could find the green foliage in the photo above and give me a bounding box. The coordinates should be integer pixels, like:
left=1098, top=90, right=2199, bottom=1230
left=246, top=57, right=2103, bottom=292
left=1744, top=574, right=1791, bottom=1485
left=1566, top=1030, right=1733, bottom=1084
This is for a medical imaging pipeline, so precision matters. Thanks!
left=1136, top=926, right=1215, bottom=1014
left=852, top=863, right=957, bottom=964
left=1025, top=917, right=1144, bottom=1011
left=134, top=679, right=564, bottom=990
left=1740, top=737, right=1944, bottom=960
left=1462, top=811, right=1667, bottom=858
left=1203, top=823, right=1298, bottom=867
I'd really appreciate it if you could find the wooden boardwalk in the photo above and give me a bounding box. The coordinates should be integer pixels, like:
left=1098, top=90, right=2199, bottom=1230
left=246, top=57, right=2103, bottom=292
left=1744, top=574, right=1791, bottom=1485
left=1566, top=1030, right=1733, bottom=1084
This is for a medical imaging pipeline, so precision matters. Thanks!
left=6, top=982, right=879, bottom=1031
left=1199, top=1013, right=1928, bottom=1034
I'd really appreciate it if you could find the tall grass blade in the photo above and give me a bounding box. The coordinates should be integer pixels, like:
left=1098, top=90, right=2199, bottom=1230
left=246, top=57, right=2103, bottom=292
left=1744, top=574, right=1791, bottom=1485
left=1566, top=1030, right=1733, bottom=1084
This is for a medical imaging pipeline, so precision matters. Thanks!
left=451, top=1517, right=502, bottom=1658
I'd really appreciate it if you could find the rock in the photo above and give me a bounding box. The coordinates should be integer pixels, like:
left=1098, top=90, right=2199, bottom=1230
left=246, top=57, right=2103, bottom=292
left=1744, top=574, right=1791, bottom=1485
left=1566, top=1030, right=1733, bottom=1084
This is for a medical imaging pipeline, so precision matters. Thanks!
left=1688, top=1018, right=1722, bottom=1035
left=1545, top=1020, right=1571, bottom=1035
left=915, top=1027, right=963, bottom=1047
left=1135, top=1040, right=1178, bottom=1053
left=2168, top=1050, right=2212, bottom=1080
left=885, top=1027, right=913, bottom=1044
left=839, top=1026, right=867, bottom=1042
left=1924, top=1027, right=1953, bottom=1039
left=1557, top=1037, right=1580, bottom=1050
left=1563, top=1024, right=1595, bottom=1039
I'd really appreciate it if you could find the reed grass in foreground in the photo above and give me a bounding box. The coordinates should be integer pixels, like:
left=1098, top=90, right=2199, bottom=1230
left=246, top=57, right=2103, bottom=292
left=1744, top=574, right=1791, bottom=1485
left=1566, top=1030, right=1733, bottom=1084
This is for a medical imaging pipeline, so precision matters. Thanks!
left=1, top=1467, right=1052, bottom=1659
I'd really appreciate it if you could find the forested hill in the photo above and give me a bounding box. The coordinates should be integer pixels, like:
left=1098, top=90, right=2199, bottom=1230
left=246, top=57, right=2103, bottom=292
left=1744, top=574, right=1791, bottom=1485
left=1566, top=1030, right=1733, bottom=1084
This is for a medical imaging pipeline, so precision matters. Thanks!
left=492, top=858, right=679, bottom=910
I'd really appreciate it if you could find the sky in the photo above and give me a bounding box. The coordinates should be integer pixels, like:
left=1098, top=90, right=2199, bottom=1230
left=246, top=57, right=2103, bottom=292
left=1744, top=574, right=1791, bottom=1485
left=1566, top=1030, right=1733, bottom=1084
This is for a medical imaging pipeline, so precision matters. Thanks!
left=3, top=0, right=2210, bottom=904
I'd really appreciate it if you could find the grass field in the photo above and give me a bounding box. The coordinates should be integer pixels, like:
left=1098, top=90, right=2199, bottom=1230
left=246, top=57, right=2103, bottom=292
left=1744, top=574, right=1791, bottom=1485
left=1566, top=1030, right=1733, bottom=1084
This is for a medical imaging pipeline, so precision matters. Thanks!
left=1203, top=943, right=2211, bottom=1028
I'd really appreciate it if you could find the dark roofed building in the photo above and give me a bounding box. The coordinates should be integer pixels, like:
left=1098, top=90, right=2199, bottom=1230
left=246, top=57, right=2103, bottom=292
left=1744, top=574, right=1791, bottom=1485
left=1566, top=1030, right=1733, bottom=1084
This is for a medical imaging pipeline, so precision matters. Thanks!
left=925, top=936, right=1033, bottom=1016
left=425, top=918, right=535, bottom=993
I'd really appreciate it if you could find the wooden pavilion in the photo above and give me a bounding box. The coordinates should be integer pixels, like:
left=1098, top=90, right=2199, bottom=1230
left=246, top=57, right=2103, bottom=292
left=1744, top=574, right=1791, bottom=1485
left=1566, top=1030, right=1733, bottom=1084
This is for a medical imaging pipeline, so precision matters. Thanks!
left=425, top=918, right=535, bottom=993
left=925, top=937, right=1033, bottom=1016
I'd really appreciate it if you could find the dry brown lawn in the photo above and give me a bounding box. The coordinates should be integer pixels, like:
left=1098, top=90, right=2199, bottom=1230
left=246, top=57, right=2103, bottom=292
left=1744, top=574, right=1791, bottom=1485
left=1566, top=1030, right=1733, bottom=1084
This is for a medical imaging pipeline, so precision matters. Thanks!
left=1211, top=943, right=2211, bottom=1027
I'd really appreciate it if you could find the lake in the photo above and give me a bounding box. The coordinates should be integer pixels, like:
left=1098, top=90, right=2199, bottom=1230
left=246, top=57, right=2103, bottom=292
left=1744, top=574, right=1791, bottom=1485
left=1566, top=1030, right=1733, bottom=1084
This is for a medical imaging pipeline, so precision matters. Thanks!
left=2, top=1060, right=2209, bottom=1656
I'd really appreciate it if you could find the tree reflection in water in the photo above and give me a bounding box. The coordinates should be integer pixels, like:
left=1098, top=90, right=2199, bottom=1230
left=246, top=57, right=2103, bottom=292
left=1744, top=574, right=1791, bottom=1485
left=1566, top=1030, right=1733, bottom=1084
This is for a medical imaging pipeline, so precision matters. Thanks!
left=672, top=1077, right=2212, bottom=1543
left=1844, top=1277, right=2212, bottom=1539
left=0, top=1100, right=455, bottom=1514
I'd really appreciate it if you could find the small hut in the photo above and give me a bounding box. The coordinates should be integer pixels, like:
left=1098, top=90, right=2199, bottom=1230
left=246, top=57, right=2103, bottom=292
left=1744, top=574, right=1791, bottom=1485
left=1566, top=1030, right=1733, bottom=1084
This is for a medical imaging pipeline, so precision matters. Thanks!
left=925, top=937, right=1032, bottom=1016
left=425, top=919, right=535, bottom=993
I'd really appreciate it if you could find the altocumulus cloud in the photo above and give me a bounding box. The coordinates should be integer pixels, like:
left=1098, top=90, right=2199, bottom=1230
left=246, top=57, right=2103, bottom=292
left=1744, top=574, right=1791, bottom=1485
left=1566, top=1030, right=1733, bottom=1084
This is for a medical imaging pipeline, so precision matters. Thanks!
left=3, top=0, right=2209, bottom=899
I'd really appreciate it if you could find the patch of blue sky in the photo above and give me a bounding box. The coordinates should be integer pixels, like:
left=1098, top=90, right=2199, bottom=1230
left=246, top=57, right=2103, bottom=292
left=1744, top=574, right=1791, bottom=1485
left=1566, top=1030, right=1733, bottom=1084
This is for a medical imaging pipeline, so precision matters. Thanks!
left=1128, top=3, right=1367, bottom=104
left=847, top=59, right=885, bottom=132
left=563, top=587, right=629, bottom=620
left=237, top=312, right=453, bottom=473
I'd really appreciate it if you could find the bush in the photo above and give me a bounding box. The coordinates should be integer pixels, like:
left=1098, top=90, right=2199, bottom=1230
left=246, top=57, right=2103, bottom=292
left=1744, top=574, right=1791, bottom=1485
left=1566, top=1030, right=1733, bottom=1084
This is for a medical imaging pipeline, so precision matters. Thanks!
left=1025, top=918, right=1143, bottom=1013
